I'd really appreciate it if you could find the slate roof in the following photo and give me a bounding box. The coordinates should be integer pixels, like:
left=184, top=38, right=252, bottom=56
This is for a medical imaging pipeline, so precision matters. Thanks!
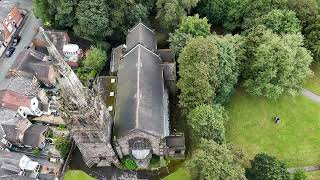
left=0, top=90, right=31, bottom=110
left=23, top=124, right=47, bottom=147
left=1, top=124, right=18, bottom=143
left=0, top=76, right=39, bottom=97
left=126, top=23, right=157, bottom=52
left=114, top=44, right=167, bottom=138
left=9, top=49, right=53, bottom=81
left=165, top=135, right=185, bottom=150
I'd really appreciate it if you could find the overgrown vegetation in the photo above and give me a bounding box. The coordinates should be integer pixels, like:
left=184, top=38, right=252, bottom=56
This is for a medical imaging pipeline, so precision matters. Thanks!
left=54, top=136, right=71, bottom=157
left=121, top=156, right=138, bottom=170
left=32, top=148, right=41, bottom=157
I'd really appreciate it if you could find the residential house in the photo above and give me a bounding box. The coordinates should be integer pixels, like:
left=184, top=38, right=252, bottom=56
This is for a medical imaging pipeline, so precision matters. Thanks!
left=0, top=151, right=60, bottom=180
left=22, top=124, right=48, bottom=149
left=112, top=23, right=185, bottom=168
left=0, top=3, right=23, bottom=47
left=33, top=30, right=82, bottom=68
left=0, top=89, right=43, bottom=118
left=8, top=49, right=57, bottom=87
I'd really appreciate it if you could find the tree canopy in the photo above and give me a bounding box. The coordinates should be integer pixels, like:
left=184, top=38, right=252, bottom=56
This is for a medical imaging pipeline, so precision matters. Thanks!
left=177, top=37, right=219, bottom=110
left=196, top=0, right=230, bottom=25
left=156, top=0, right=199, bottom=32
left=242, top=26, right=313, bottom=99
left=246, top=9, right=301, bottom=34
left=187, top=139, right=246, bottom=180
left=246, top=153, right=290, bottom=180
left=169, top=14, right=211, bottom=55
left=288, top=0, right=319, bottom=28
left=187, top=104, right=227, bottom=144
left=304, top=16, right=320, bottom=62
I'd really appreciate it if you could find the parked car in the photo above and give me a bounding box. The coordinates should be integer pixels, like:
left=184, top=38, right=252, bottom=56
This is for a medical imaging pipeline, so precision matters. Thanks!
left=12, top=36, right=21, bottom=46
left=5, top=47, right=15, bottom=57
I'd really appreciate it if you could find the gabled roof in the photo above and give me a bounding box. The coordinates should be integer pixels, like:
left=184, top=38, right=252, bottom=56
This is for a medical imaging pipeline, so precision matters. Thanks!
left=1, top=124, right=19, bottom=143
left=23, top=124, right=47, bottom=147
left=9, top=49, right=53, bottom=81
left=0, top=76, right=40, bottom=97
left=0, top=90, right=31, bottom=110
left=126, top=23, right=157, bottom=52
left=114, top=44, right=167, bottom=137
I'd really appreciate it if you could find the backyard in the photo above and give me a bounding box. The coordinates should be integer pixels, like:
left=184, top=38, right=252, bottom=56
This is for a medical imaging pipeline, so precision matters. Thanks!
left=64, top=170, right=95, bottom=180
left=304, top=62, right=320, bottom=95
left=226, top=89, right=320, bottom=167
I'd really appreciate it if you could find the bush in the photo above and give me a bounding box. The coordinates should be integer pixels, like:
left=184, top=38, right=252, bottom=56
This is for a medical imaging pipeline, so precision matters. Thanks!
left=58, top=124, right=66, bottom=130
left=32, top=148, right=41, bottom=157
left=54, top=136, right=71, bottom=157
left=122, top=156, right=138, bottom=170
left=150, top=155, right=160, bottom=166
left=292, top=169, right=307, bottom=180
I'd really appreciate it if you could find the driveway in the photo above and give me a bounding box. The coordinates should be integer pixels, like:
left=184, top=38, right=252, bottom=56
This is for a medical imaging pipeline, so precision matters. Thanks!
left=0, top=12, right=41, bottom=80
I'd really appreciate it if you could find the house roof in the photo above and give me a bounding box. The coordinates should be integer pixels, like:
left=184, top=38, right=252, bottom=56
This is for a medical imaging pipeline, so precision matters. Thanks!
left=1, top=124, right=18, bottom=143
left=9, top=49, right=53, bottom=82
left=114, top=44, right=167, bottom=138
left=165, top=135, right=185, bottom=149
left=0, top=76, right=40, bottom=97
left=0, top=90, right=31, bottom=110
left=126, top=23, right=156, bottom=52
left=23, top=124, right=47, bottom=147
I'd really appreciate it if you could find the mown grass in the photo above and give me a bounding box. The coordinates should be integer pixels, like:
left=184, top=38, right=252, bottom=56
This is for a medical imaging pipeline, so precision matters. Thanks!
left=304, top=62, right=320, bottom=95
left=64, top=170, right=95, bottom=180
left=162, top=167, right=191, bottom=180
left=226, top=89, right=320, bottom=167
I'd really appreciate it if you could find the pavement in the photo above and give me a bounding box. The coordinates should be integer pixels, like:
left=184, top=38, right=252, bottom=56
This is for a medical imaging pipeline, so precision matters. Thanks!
left=302, top=89, right=320, bottom=104
left=0, top=0, right=40, bottom=81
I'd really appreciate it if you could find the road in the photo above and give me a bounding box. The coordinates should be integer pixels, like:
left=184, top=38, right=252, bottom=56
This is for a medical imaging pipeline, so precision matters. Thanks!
left=0, top=0, right=41, bottom=80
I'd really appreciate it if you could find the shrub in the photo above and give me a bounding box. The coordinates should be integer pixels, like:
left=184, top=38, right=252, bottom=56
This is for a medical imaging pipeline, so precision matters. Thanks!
left=54, top=136, right=71, bottom=157
left=32, top=148, right=41, bottom=157
left=122, top=156, right=138, bottom=170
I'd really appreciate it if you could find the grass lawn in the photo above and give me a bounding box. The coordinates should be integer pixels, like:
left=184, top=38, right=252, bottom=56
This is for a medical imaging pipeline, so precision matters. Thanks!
left=304, top=62, right=320, bottom=95
left=64, top=170, right=95, bottom=180
left=226, top=90, right=320, bottom=167
left=162, top=167, right=191, bottom=180
left=307, top=171, right=320, bottom=180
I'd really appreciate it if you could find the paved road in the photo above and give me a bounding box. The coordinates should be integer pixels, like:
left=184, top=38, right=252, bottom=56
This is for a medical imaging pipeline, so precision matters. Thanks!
left=0, top=1, right=41, bottom=80
left=302, top=89, right=320, bottom=104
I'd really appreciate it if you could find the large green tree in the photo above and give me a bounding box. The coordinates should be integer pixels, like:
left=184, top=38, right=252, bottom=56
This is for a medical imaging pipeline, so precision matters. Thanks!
left=187, top=139, right=246, bottom=180
left=177, top=37, right=219, bottom=110
left=54, top=136, right=71, bottom=157
left=156, top=0, right=199, bottom=32
left=304, top=16, right=320, bottom=62
left=187, top=104, right=227, bottom=144
left=225, top=0, right=288, bottom=31
left=213, top=35, right=240, bottom=104
left=169, top=14, right=211, bottom=55
left=243, top=26, right=313, bottom=99
left=74, top=0, right=113, bottom=40
left=288, top=0, right=319, bottom=28
left=246, top=9, right=301, bottom=34
left=246, top=153, right=290, bottom=180
left=55, top=0, right=77, bottom=29
left=33, top=0, right=57, bottom=25
left=196, top=0, right=230, bottom=25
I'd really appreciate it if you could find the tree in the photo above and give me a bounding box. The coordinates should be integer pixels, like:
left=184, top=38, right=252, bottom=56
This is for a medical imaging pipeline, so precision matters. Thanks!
left=169, top=14, right=211, bottom=55
left=246, top=153, right=290, bottom=180
left=156, top=0, right=199, bottom=32
left=187, top=139, right=246, bottom=180
left=128, top=3, right=149, bottom=26
left=292, top=169, right=307, bottom=180
left=243, top=26, right=313, bottom=99
left=225, top=0, right=288, bottom=31
left=177, top=37, right=219, bottom=110
left=33, top=0, right=55, bottom=24
left=247, top=9, right=301, bottom=34
left=54, top=136, right=71, bottom=157
left=213, top=35, right=240, bottom=104
left=32, top=148, right=41, bottom=157
left=196, top=0, right=230, bottom=25
left=288, top=0, right=319, bottom=28
left=55, top=0, right=77, bottom=29
left=304, top=16, right=320, bottom=62
left=187, top=104, right=227, bottom=144
left=77, top=46, right=107, bottom=83
left=74, top=0, right=112, bottom=40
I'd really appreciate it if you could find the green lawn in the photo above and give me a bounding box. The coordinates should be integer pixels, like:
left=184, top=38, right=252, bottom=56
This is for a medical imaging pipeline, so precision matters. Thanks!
left=307, top=171, right=320, bottom=180
left=226, top=90, right=320, bottom=167
left=64, top=170, right=95, bottom=180
left=162, top=167, right=191, bottom=180
left=304, top=62, right=320, bottom=95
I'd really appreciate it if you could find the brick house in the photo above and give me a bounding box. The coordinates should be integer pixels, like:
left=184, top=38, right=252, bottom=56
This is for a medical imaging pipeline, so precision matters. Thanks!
left=0, top=4, right=23, bottom=47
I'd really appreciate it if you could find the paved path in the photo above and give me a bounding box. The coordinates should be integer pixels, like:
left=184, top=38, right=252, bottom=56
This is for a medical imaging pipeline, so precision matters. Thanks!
left=301, top=89, right=320, bottom=103
left=288, top=165, right=320, bottom=173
